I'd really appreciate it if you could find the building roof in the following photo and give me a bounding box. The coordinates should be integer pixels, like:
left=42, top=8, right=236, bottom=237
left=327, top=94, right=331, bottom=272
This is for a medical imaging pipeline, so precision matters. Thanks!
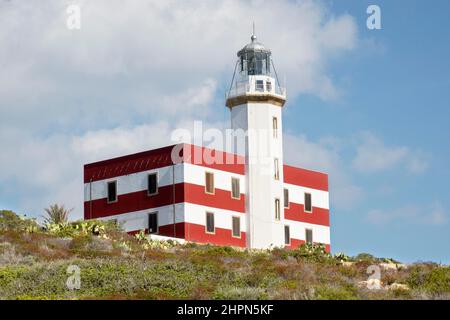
left=84, top=143, right=328, bottom=191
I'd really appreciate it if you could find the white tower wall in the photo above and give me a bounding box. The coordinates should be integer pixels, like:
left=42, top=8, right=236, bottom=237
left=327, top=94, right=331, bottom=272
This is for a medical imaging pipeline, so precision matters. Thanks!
left=230, top=98, right=285, bottom=248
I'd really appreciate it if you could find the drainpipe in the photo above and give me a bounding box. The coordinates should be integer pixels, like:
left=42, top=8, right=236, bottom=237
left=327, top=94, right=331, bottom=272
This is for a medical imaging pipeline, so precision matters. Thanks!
left=172, top=164, right=176, bottom=237
left=89, top=178, right=93, bottom=220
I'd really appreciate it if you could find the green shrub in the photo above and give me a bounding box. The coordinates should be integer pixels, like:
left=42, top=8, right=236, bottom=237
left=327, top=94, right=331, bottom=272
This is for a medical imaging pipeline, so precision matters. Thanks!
left=45, top=219, right=121, bottom=238
left=314, top=284, right=358, bottom=300
left=0, top=210, right=39, bottom=232
left=407, top=265, right=450, bottom=295
left=0, top=266, right=27, bottom=287
left=43, top=204, right=72, bottom=225
left=289, top=243, right=331, bottom=262
left=354, top=253, right=377, bottom=263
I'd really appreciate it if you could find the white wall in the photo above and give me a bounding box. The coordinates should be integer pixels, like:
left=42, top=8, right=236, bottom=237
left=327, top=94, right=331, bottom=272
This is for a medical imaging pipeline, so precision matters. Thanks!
left=230, top=75, right=286, bottom=249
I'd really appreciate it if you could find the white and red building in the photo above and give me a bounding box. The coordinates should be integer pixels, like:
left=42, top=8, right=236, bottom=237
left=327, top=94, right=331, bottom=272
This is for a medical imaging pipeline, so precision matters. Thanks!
left=83, top=33, right=331, bottom=252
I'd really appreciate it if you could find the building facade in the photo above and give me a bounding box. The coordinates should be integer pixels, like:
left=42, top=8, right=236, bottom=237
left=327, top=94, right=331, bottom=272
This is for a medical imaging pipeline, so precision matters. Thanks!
left=83, top=34, right=331, bottom=251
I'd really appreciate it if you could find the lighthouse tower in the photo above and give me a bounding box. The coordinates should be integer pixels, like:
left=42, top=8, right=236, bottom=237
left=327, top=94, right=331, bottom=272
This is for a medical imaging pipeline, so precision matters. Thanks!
left=226, top=32, right=287, bottom=249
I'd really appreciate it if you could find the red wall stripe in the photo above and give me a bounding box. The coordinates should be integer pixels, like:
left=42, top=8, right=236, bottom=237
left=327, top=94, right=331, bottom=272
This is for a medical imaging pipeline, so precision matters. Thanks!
left=184, top=183, right=245, bottom=213
left=181, top=144, right=245, bottom=175
left=84, top=145, right=176, bottom=183
left=128, top=222, right=186, bottom=239
left=84, top=183, right=245, bottom=219
left=84, top=184, right=185, bottom=219
left=184, top=222, right=246, bottom=247
left=84, top=144, right=246, bottom=183
left=127, top=222, right=246, bottom=248
left=285, top=203, right=330, bottom=226
left=283, top=165, right=328, bottom=191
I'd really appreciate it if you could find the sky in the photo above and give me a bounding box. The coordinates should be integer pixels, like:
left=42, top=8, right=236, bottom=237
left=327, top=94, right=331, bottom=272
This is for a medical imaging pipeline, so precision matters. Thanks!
left=0, top=0, right=449, bottom=263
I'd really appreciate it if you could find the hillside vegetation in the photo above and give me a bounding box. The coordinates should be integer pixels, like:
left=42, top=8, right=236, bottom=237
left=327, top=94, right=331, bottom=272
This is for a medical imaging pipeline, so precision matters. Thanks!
left=0, top=210, right=449, bottom=300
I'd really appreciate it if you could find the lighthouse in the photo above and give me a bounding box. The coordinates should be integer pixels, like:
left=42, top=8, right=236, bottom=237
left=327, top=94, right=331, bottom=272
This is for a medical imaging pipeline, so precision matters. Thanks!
left=83, top=31, right=330, bottom=252
left=226, top=31, right=287, bottom=248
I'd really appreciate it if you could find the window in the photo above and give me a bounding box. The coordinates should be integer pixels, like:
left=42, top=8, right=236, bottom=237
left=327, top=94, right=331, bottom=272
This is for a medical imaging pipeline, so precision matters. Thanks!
left=232, top=216, right=241, bottom=238
left=284, top=188, right=289, bottom=208
left=231, top=177, right=240, bottom=199
left=107, top=181, right=117, bottom=203
left=284, top=225, right=290, bottom=245
left=147, top=173, right=158, bottom=195
left=266, top=81, right=272, bottom=92
left=272, top=117, right=278, bottom=138
left=305, top=228, right=313, bottom=244
left=206, top=212, right=215, bottom=234
left=148, top=212, right=158, bottom=234
left=275, top=198, right=281, bottom=220
left=205, top=172, right=215, bottom=194
left=256, top=80, right=264, bottom=91
left=304, top=192, right=312, bottom=213
left=274, top=158, right=280, bottom=180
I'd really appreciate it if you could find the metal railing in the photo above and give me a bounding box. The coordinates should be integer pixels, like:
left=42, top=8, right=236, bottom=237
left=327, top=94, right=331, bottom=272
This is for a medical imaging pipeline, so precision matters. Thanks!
left=226, top=81, right=286, bottom=100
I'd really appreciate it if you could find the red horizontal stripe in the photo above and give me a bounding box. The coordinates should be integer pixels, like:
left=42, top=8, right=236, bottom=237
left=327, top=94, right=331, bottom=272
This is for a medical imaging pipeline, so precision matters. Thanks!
left=84, top=144, right=246, bottom=183
left=128, top=222, right=246, bottom=248
left=185, top=222, right=246, bottom=247
left=285, top=203, right=330, bottom=226
left=128, top=222, right=186, bottom=239
left=184, top=183, right=245, bottom=213
left=283, top=165, right=328, bottom=191
left=84, top=145, right=176, bottom=183
left=84, top=184, right=185, bottom=219
left=84, top=183, right=245, bottom=219
left=181, top=144, right=245, bottom=175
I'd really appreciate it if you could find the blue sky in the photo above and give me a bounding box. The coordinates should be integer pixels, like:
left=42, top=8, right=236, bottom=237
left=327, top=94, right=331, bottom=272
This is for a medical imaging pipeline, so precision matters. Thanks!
left=294, top=0, right=450, bottom=263
left=0, top=0, right=449, bottom=263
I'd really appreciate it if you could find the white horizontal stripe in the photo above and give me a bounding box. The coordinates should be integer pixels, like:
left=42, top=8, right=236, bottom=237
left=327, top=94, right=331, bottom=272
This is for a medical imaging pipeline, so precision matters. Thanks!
left=285, top=220, right=330, bottom=244
left=183, top=163, right=246, bottom=192
left=184, top=202, right=246, bottom=231
left=98, top=203, right=185, bottom=233
left=84, top=164, right=183, bottom=201
left=284, top=183, right=329, bottom=210
left=84, top=163, right=246, bottom=202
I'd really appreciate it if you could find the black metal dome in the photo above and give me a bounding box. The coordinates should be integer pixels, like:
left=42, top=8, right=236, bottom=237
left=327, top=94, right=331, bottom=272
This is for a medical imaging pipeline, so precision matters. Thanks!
left=237, top=34, right=272, bottom=76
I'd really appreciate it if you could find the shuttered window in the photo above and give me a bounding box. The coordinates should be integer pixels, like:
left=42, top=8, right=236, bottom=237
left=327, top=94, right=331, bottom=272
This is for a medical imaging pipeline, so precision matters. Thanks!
left=205, top=172, right=214, bottom=194
left=284, top=225, right=290, bottom=245
left=275, top=198, right=281, bottom=220
left=272, top=117, right=278, bottom=138
left=304, top=192, right=312, bottom=212
left=306, top=229, right=313, bottom=244
left=231, top=177, right=240, bottom=199
left=232, top=216, right=241, bottom=238
left=147, top=173, right=158, bottom=195
left=206, top=212, right=215, bottom=234
left=274, top=158, right=280, bottom=180
left=107, top=181, right=117, bottom=203
left=284, top=188, right=289, bottom=208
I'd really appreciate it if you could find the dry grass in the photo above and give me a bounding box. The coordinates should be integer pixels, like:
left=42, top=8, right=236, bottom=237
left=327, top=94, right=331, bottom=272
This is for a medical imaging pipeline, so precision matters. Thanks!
left=0, top=213, right=448, bottom=300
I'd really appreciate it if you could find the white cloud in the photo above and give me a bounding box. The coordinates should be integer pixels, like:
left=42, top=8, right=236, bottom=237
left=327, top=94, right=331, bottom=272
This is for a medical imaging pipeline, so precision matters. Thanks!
left=367, top=202, right=448, bottom=226
left=0, top=0, right=358, bottom=132
left=352, top=132, right=429, bottom=174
